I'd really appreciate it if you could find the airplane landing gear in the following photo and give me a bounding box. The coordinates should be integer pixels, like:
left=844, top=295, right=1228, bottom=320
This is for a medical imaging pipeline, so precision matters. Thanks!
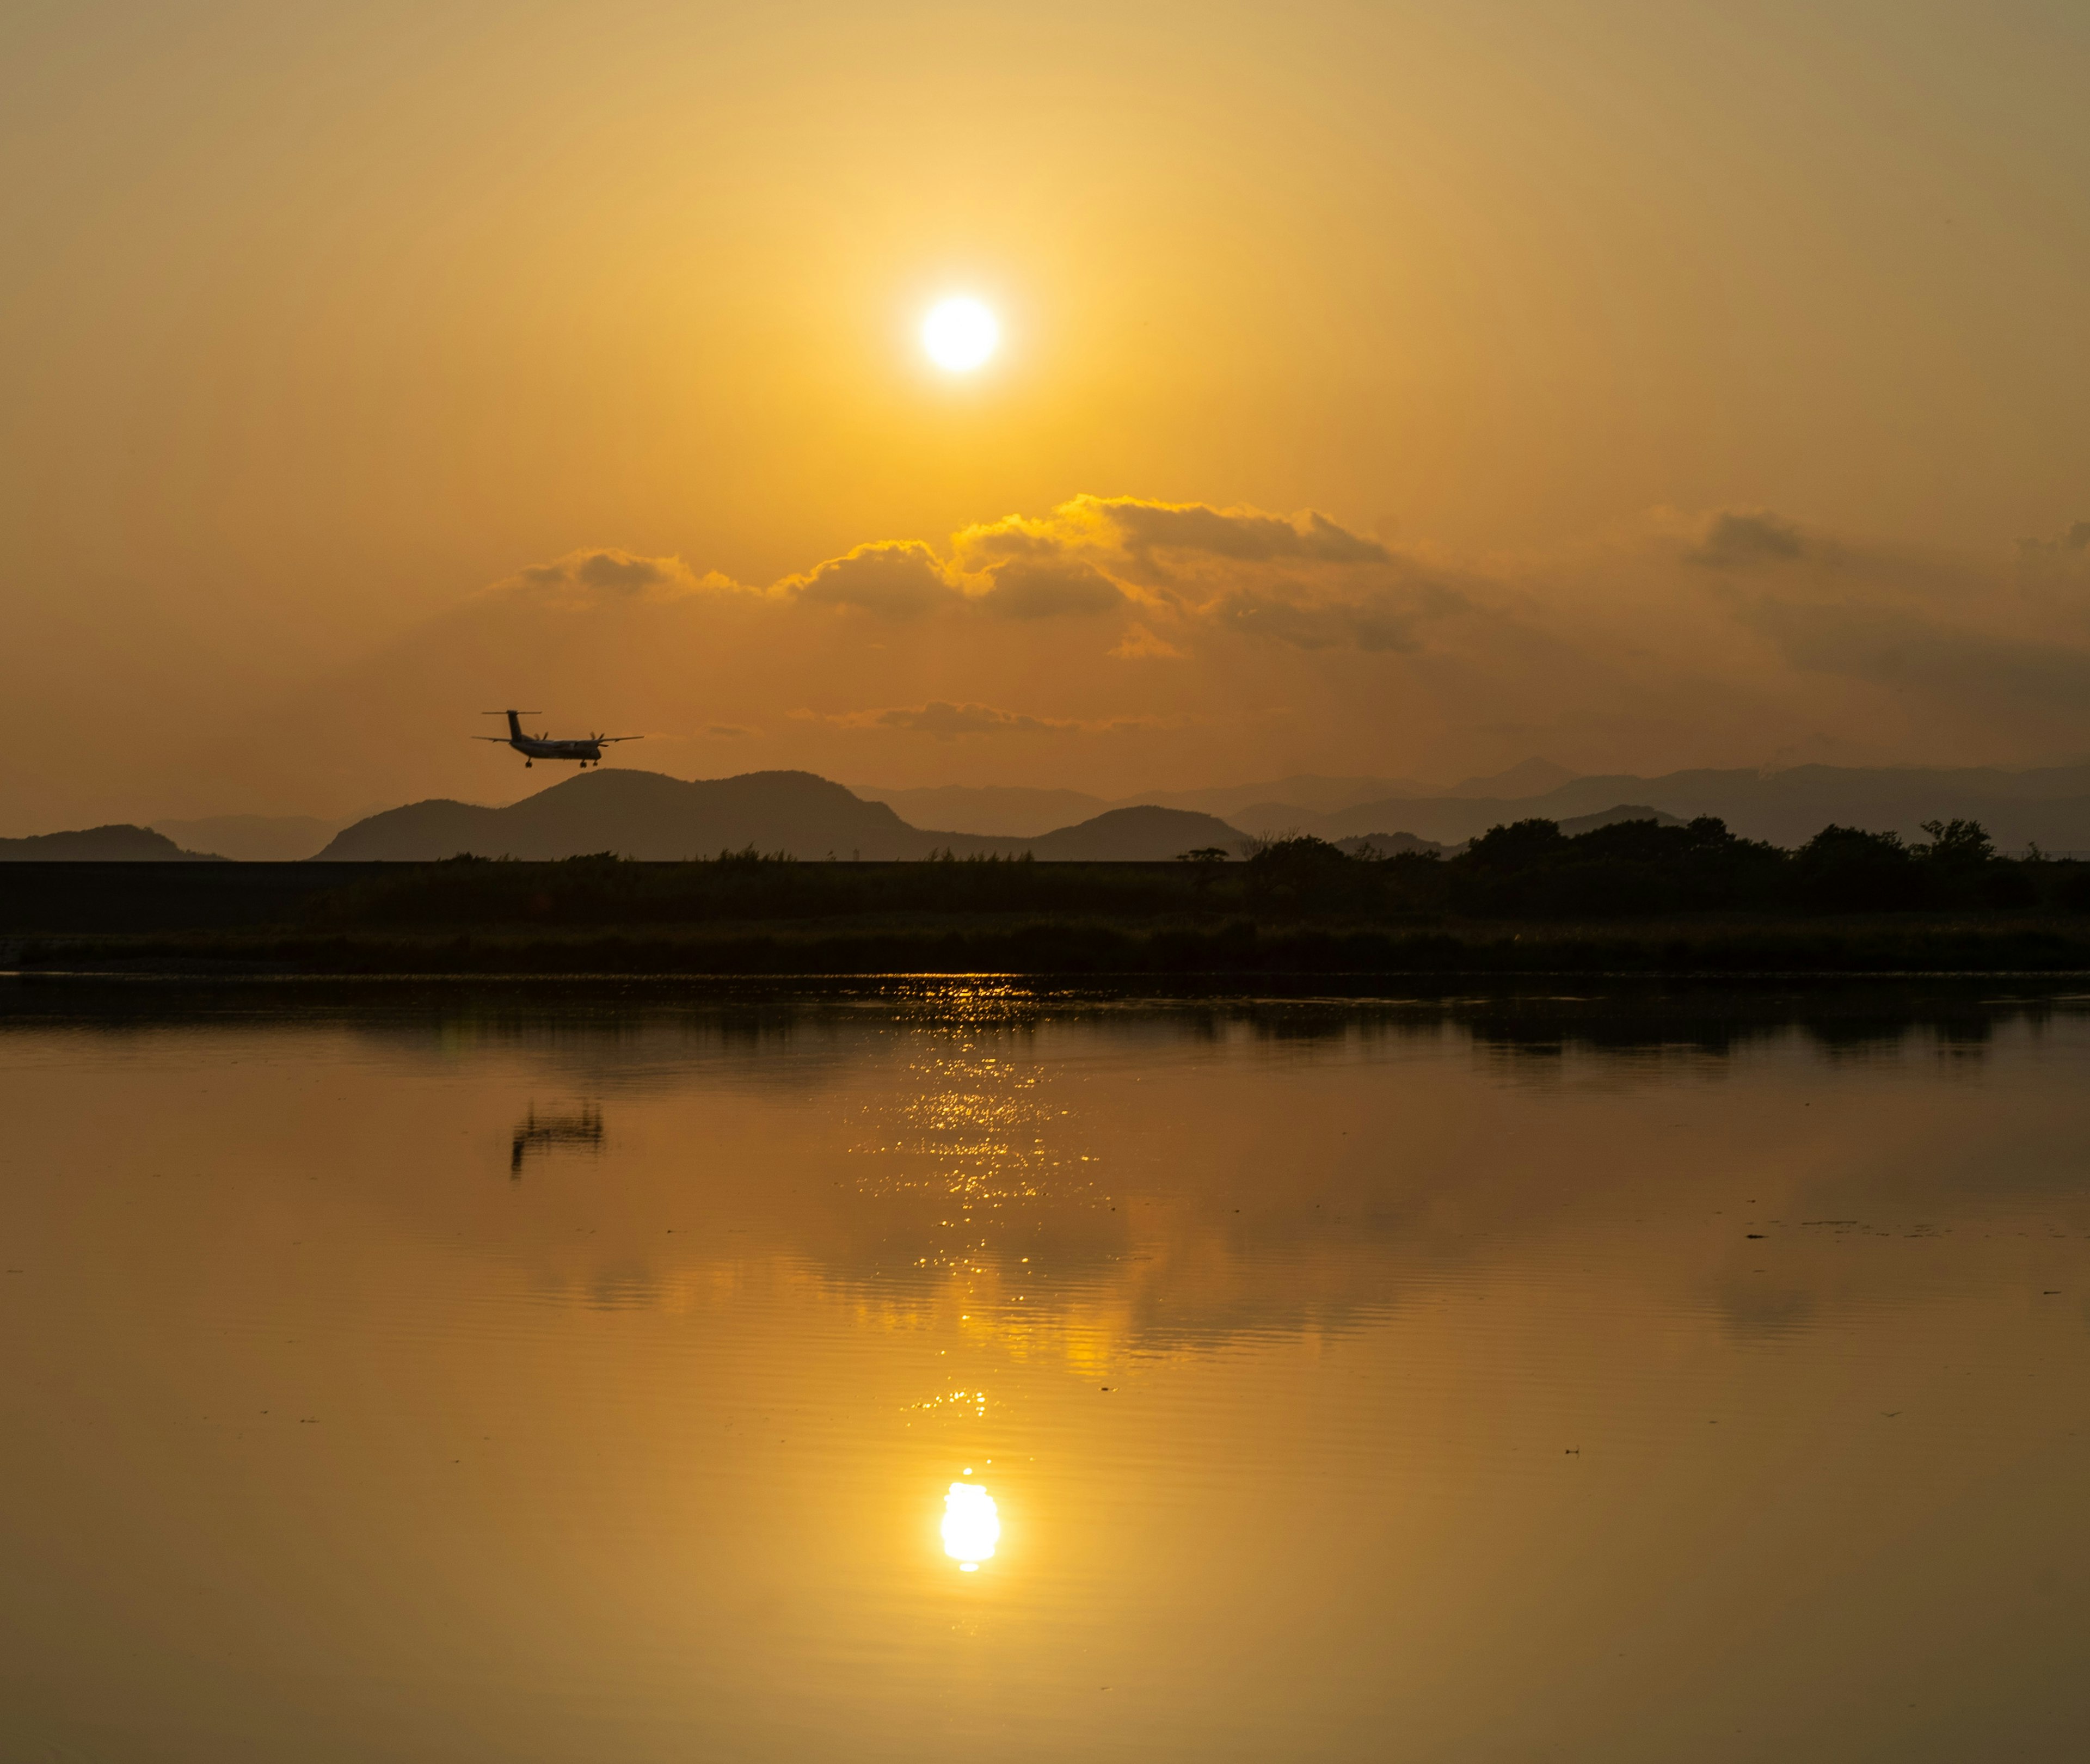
left=525, top=760, right=533, bottom=768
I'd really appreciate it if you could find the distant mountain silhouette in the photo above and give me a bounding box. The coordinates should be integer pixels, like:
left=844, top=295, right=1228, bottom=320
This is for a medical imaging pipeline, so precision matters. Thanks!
left=1442, top=757, right=1580, bottom=799
left=0, top=825, right=217, bottom=861
left=1109, top=761, right=1576, bottom=819
left=59, top=762, right=2088, bottom=868
left=1119, top=773, right=1437, bottom=819
left=317, top=771, right=933, bottom=861
left=1557, top=804, right=1684, bottom=835
left=1325, top=807, right=1669, bottom=857
left=1336, top=832, right=1453, bottom=857
left=1016, top=806, right=1243, bottom=860
left=1226, top=801, right=1347, bottom=838
left=849, top=783, right=1113, bottom=837
left=153, top=814, right=352, bottom=862
left=1306, top=765, right=2090, bottom=850
left=314, top=771, right=1252, bottom=862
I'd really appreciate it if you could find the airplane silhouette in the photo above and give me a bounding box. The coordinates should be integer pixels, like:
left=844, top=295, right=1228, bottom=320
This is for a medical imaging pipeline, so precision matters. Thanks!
left=477, top=710, right=643, bottom=769
left=509, top=1103, right=604, bottom=1174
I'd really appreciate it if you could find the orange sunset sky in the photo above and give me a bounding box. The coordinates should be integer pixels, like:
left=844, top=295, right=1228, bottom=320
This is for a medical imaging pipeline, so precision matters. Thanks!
left=3, top=0, right=2087, bottom=832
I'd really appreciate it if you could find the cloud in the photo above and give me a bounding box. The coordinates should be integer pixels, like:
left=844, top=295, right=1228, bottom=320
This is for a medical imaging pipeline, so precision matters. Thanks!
left=782, top=541, right=958, bottom=619
left=946, top=494, right=1461, bottom=653
left=476, top=497, right=2090, bottom=780
left=2019, top=518, right=2090, bottom=569
left=820, top=701, right=1080, bottom=739
left=1087, top=496, right=1393, bottom=573
left=949, top=513, right=1080, bottom=564
left=1744, top=598, right=2090, bottom=710
left=511, top=547, right=702, bottom=599
left=951, top=494, right=1393, bottom=569
left=1210, top=591, right=1431, bottom=652
left=1109, top=623, right=1183, bottom=660
left=506, top=497, right=1454, bottom=656
left=1689, top=511, right=1808, bottom=569
left=972, top=557, right=1126, bottom=619
left=807, top=701, right=1191, bottom=740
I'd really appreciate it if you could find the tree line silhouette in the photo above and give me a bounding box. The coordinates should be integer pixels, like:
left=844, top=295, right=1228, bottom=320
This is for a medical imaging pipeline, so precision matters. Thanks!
left=1243, top=815, right=2062, bottom=918
left=303, top=815, right=2088, bottom=930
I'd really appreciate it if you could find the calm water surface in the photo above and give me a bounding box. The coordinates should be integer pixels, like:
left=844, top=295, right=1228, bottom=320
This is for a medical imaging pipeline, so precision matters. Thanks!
left=3, top=982, right=2088, bottom=1762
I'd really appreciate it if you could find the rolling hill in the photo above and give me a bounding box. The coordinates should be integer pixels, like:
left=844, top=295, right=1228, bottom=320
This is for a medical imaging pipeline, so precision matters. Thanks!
left=1018, top=806, right=1241, bottom=861
left=847, top=783, right=1114, bottom=838
left=317, top=771, right=935, bottom=861
left=313, top=771, right=1250, bottom=862
left=0, top=825, right=217, bottom=861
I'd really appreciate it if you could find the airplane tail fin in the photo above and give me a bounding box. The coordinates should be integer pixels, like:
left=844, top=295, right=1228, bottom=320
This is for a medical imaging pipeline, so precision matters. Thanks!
left=482, top=710, right=542, bottom=742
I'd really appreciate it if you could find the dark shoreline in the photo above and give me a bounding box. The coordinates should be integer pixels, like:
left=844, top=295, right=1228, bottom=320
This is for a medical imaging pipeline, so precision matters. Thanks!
left=8, top=855, right=2090, bottom=978
left=11, top=913, right=2090, bottom=978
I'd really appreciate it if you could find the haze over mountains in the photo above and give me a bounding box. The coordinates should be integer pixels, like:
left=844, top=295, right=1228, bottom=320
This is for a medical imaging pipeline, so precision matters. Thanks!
left=1291, top=765, right=2090, bottom=852
left=854, top=760, right=1580, bottom=837
left=152, top=814, right=357, bottom=863
left=0, top=826, right=214, bottom=862
left=14, top=758, right=2090, bottom=862
left=275, top=760, right=2090, bottom=861
left=314, top=772, right=1244, bottom=862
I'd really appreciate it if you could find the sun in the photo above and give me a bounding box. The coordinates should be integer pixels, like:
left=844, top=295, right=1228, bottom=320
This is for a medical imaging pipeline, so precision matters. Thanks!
left=921, top=297, right=999, bottom=371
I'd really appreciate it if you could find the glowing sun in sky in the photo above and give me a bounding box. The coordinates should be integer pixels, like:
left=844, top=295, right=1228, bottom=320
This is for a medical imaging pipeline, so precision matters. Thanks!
left=921, top=297, right=999, bottom=371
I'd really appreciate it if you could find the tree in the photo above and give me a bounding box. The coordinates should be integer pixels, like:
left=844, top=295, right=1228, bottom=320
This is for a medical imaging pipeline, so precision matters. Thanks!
left=1244, top=835, right=1373, bottom=912
left=1176, top=846, right=1231, bottom=892
left=1464, top=819, right=1567, bottom=870
left=1917, top=819, right=1994, bottom=866
left=1791, top=825, right=1922, bottom=911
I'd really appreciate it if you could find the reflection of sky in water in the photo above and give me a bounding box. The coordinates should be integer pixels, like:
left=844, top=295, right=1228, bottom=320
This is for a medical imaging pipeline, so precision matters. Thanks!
left=4, top=983, right=2090, bottom=1761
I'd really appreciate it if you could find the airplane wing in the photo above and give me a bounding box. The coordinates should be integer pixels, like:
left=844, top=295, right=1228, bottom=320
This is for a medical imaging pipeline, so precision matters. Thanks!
left=472, top=736, right=514, bottom=741
left=595, top=735, right=644, bottom=742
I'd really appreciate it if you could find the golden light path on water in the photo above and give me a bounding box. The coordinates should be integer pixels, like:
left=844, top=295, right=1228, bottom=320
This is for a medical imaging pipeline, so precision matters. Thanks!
left=941, top=1480, right=1000, bottom=1570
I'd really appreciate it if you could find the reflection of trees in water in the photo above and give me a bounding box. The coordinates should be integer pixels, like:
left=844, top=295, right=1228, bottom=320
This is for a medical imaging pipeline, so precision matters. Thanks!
left=1439, top=988, right=2056, bottom=1064
left=3, top=976, right=2077, bottom=1073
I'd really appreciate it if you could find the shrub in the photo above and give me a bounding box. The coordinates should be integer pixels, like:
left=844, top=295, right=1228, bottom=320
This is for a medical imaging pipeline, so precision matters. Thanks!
left=1791, top=826, right=1924, bottom=911
left=1465, top=819, right=1568, bottom=870
left=1244, top=836, right=1377, bottom=913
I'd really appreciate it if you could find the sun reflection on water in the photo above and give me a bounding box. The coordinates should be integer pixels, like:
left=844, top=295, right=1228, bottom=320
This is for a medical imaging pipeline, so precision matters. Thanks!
left=941, top=1481, right=999, bottom=1570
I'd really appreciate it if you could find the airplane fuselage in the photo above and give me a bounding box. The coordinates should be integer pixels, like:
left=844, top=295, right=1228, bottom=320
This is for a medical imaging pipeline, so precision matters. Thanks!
left=505, top=735, right=605, bottom=763
left=480, top=710, right=637, bottom=767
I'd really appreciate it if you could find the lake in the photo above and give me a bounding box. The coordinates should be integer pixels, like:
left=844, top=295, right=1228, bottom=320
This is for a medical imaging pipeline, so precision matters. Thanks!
left=3, top=980, right=2087, bottom=1762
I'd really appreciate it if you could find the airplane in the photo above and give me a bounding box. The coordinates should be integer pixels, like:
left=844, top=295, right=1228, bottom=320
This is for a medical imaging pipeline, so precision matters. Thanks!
left=477, top=710, right=643, bottom=769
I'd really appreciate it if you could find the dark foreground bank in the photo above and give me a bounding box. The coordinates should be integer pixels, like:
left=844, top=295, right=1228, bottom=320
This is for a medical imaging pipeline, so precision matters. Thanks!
left=13, top=911, right=2090, bottom=979
left=7, top=819, right=2090, bottom=975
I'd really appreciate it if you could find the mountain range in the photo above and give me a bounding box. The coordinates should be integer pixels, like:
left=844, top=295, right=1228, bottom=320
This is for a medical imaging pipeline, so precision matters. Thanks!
left=1284, top=765, right=2090, bottom=851
left=312, top=771, right=1246, bottom=862
left=310, top=761, right=2090, bottom=860
left=0, top=825, right=214, bottom=861
left=152, top=813, right=358, bottom=863
left=852, top=759, right=1580, bottom=836
left=17, top=759, right=2090, bottom=863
